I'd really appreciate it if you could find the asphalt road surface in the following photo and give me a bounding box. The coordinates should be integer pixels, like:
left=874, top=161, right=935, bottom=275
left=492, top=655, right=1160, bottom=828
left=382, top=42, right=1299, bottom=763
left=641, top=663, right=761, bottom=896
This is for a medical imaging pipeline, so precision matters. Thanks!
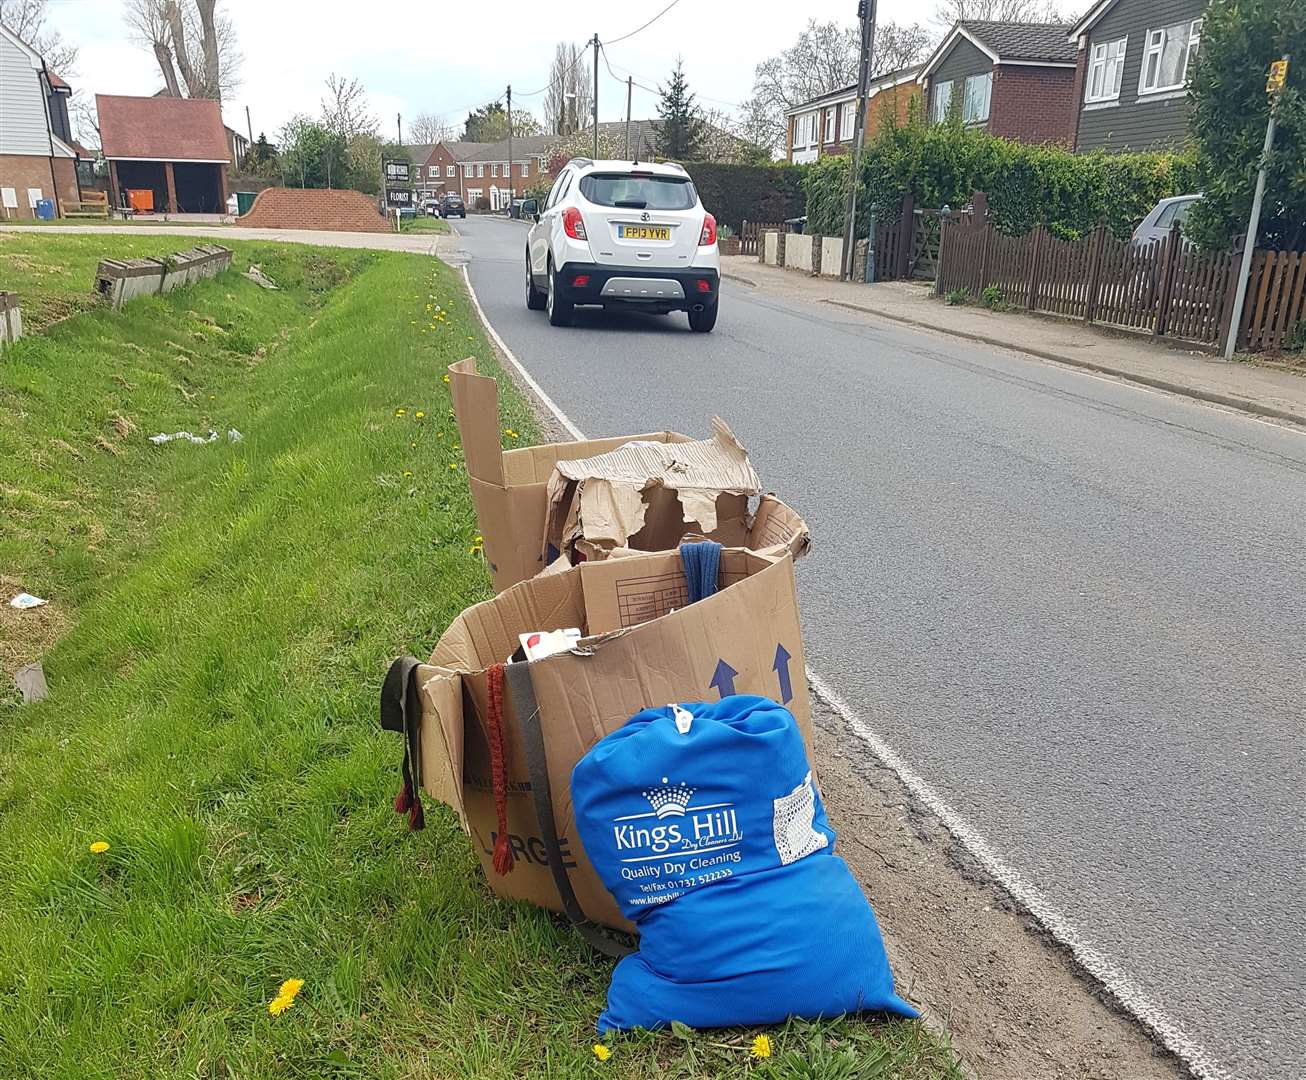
left=453, top=216, right=1304, bottom=1080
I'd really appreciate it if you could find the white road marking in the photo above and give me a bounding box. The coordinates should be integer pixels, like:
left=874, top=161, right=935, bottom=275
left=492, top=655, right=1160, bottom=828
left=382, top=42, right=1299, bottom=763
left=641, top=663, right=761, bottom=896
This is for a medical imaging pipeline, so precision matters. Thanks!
left=457, top=258, right=1227, bottom=1080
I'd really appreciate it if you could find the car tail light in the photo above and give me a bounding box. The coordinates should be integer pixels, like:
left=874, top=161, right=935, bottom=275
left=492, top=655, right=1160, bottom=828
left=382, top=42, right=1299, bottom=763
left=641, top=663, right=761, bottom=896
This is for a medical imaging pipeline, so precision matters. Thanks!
left=572, top=274, right=590, bottom=287
left=563, top=206, right=587, bottom=240
left=696, top=279, right=712, bottom=293
left=698, top=213, right=717, bottom=246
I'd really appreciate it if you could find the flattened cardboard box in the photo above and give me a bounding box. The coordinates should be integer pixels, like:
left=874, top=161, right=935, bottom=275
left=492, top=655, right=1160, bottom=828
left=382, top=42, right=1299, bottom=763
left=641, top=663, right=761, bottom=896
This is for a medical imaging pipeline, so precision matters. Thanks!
left=448, top=357, right=810, bottom=590
left=415, top=548, right=812, bottom=931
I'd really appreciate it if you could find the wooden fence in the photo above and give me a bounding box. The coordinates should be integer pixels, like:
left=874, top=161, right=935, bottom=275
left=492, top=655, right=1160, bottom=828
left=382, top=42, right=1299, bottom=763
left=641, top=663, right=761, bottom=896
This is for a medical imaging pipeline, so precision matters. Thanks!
left=936, top=217, right=1249, bottom=349
left=1239, top=249, right=1306, bottom=352
left=741, top=220, right=784, bottom=257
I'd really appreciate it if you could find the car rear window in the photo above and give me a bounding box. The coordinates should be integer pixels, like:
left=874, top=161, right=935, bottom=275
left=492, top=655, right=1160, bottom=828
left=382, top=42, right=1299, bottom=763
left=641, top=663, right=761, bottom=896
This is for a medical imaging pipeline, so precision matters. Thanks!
left=579, top=174, right=697, bottom=211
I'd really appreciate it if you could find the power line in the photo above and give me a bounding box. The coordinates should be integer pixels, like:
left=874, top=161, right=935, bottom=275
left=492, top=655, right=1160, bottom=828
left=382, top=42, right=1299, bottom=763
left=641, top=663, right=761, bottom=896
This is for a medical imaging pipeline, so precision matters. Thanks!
left=600, top=44, right=747, bottom=111
left=603, top=0, right=684, bottom=45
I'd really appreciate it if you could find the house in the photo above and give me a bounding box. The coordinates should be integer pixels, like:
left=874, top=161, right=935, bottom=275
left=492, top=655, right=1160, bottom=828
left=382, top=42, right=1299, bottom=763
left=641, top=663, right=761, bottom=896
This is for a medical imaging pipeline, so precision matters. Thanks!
left=413, top=140, right=490, bottom=201
left=459, top=135, right=554, bottom=210
left=784, top=66, right=923, bottom=164
left=0, top=21, right=83, bottom=217
left=96, top=94, right=231, bottom=214
left=918, top=21, right=1078, bottom=145
left=224, top=126, right=249, bottom=170
left=1068, top=0, right=1205, bottom=153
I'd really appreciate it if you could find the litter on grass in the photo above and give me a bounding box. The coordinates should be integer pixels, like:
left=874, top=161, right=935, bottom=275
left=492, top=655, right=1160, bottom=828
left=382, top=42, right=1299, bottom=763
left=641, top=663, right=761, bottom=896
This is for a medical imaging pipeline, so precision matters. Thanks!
left=15, top=662, right=49, bottom=704
left=244, top=265, right=280, bottom=290
left=9, top=592, right=47, bottom=609
left=149, top=429, right=243, bottom=445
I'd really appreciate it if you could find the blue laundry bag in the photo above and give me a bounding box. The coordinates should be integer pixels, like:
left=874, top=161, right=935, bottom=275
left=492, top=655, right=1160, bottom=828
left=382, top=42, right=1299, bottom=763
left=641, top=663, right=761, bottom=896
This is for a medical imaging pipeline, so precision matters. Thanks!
left=571, top=694, right=917, bottom=1033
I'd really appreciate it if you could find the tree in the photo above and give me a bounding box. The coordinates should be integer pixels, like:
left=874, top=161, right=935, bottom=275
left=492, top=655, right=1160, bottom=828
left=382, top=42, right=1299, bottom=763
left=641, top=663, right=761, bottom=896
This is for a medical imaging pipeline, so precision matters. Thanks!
left=409, top=112, right=457, bottom=145
left=932, top=0, right=1062, bottom=28
left=698, top=108, right=771, bottom=165
left=321, top=73, right=376, bottom=140
left=544, top=41, right=592, bottom=135
left=276, top=115, right=348, bottom=189
left=124, top=0, right=241, bottom=101
left=544, top=129, right=624, bottom=178
left=0, top=0, right=77, bottom=73
left=243, top=132, right=277, bottom=175
left=656, top=58, right=705, bottom=161
left=741, top=18, right=935, bottom=156
left=463, top=103, right=542, bottom=142
left=1186, top=0, right=1305, bottom=252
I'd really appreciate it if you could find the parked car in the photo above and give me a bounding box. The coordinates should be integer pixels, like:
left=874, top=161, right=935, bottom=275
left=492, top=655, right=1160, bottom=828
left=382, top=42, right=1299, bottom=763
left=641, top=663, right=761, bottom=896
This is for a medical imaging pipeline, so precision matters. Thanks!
left=421, top=198, right=441, bottom=217
left=441, top=194, right=466, bottom=218
left=522, top=158, right=720, bottom=332
left=1132, top=195, right=1201, bottom=247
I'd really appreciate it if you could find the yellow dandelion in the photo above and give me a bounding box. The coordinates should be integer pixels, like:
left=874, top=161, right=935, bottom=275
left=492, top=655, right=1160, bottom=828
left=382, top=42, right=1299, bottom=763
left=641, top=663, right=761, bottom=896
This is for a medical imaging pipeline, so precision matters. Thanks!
left=442, top=374, right=450, bottom=383
left=267, top=977, right=304, bottom=1016
left=89, top=841, right=110, bottom=854
left=395, top=408, right=406, bottom=417
left=415, top=411, right=425, bottom=419
left=410, top=442, right=417, bottom=448
left=403, top=471, right=413, bottom=478
left=592, top=1044, right=611, bottom=1062
left=750, top=1035, right=772, bottom=1059
left=474, top=535, right=483, bottom=543
left=448, top=463, right=458, bottom=471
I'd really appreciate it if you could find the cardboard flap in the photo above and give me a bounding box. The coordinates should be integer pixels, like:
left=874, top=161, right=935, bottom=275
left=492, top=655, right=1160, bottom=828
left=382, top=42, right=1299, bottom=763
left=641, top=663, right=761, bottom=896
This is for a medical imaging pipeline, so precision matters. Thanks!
left=748, top=494, right=812, bottom=560
left=417, top=665, right=467, bottom=828
left=448, top=357, right=504, bottom=486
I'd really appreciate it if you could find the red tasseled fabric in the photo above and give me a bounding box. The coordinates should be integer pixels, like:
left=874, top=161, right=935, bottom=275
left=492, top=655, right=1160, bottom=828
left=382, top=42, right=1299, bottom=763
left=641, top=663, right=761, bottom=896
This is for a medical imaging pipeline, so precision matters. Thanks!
left=485, top=663, right=515, bottom=874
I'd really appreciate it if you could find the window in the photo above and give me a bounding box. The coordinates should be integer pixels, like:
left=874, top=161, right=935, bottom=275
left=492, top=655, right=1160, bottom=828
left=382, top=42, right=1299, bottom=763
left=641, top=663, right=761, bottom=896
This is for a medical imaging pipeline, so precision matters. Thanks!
left=467, top=188, right=482, bottom=201
left=1139, top=19, right=1201, bottom=94
left=476, top=164, right=484, bottom=177
left=519, top=162, right=528, bottom=177
left=931, top=79, right=954, bottom=122
left=491, top=163, right=499, bottom=177
left=446, top=164, right=454, bottom=177
left=544, top=172, right=566, bottom=209
left=841, top=101, right=856, bottom=140
left=1086, top=36, right=1128, bottom=102
left=793, top=111, right=819, bottom=147
left=824, top=108, right=836, bottom=143
left=578, top=173, right=697, bottom=210
left=962, top=72, right=991, bottom=123
left=428, top=165, right=438, bottom=178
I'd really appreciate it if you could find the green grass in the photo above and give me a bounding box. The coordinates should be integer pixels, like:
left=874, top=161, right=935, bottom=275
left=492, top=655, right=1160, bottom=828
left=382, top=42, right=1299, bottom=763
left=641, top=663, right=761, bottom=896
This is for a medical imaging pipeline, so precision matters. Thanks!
left=399, top=216, right=450, bottom=234
left=0, top=235, right=959, bottom=1079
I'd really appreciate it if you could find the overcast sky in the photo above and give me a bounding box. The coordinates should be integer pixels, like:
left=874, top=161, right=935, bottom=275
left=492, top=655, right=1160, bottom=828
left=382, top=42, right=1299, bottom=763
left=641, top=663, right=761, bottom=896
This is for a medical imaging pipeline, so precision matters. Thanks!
left=43, top=0, right=934, bottom=143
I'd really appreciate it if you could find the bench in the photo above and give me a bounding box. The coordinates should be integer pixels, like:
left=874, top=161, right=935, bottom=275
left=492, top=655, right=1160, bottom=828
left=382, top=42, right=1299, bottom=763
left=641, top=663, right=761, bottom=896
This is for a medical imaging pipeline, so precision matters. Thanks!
left=61, top=190, right=110, bottom=219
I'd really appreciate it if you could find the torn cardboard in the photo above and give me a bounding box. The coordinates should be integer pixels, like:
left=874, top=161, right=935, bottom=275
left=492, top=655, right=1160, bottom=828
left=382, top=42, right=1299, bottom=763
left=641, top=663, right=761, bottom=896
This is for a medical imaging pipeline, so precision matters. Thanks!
left=542, top=417, right=763, bottom=564
left=412, top=547, right=813, bottom=931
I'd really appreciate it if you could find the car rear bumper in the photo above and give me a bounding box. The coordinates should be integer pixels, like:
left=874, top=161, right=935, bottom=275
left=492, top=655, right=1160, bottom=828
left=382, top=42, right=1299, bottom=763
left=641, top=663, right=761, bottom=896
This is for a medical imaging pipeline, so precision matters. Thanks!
left=553, top=263, right=719, bottom=309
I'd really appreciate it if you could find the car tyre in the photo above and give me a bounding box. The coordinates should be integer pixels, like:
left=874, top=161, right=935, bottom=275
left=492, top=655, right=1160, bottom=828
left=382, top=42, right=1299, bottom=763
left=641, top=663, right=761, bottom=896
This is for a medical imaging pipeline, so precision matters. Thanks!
left=688, top=300, right=718, bottom=333
left=526, top=252, right=547, bottom=311
left=547, top=261, right=574, bottom=326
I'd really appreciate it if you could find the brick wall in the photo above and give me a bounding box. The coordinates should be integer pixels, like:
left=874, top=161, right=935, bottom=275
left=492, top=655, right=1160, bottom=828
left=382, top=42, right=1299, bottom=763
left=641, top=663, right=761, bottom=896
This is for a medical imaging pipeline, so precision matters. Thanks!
left=868, top=85, right=919, bottom=139
left=239, top=187, right=390, bottom=232
left=0, top=154, right=79, bottom=217
left=990, top=66, right=1077, bottom=146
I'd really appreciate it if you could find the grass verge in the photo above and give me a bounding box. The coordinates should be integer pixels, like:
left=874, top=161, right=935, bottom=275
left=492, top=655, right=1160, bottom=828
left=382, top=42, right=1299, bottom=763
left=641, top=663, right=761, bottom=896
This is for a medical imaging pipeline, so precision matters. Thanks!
left=0, top=234, right=959, bottom=1079
left=400, top=216, right=450, bottom=234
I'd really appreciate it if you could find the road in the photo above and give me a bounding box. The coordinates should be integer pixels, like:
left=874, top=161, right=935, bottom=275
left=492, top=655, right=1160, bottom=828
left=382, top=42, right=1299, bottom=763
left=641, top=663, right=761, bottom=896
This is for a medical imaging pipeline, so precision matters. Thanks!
left=452, top=215, right=1305, bottom=1080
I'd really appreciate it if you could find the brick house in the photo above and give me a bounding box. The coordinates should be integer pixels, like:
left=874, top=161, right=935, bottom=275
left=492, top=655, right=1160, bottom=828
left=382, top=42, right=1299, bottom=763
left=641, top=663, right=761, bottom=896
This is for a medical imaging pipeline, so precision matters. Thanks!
left=409, top=141, right=489, bottom=202
left=0, top=21, right=84, bottom=218
left=918, top=21, right=1078, bottom=146
left=97, top=94, right=231, bottom=213
left=784, top=66, right=922, bottom=164
left=1068, top=0, right=1207, bottom=153
left=459, top=134, right=554, bottom=210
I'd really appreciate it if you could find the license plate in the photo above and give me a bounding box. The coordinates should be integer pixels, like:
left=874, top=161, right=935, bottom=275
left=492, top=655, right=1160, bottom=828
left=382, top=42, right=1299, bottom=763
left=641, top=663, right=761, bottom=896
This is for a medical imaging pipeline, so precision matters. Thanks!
left=618, top=225, right=670, bottom=241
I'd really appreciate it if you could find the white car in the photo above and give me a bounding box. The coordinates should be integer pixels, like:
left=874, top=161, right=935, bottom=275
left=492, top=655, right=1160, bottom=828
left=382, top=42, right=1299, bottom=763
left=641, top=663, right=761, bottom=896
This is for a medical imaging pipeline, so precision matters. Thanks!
left=522, top=158, right=720, bottom=332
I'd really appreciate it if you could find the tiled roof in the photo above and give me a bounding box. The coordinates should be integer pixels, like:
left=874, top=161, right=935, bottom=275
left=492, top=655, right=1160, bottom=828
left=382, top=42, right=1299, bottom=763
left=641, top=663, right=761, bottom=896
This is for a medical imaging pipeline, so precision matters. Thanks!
left=444, top=140, right=493, bottom=160
left=786, top=65, right=925, bottom=114
left=96, top=94, right=230, bottom=161
left=960, top=20, right=1076, bottom=63
left=462, top=134, right=556, bottom=161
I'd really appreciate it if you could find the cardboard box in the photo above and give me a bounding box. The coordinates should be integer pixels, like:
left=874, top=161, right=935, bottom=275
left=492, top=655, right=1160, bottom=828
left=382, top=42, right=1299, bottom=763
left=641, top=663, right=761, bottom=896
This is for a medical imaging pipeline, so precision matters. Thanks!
left=542, top=417, right=762, bottom=564
left=449, top=357, right=810, bottom=590
left=450, top=356, right=693, bottom=592
left=413, top=547, right=812, bottom=930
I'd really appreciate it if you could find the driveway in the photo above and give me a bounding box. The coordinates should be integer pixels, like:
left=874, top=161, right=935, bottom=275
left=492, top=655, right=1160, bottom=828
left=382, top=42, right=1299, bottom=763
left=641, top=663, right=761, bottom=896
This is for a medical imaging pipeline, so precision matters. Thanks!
left=452, top=215, right=1305, bottom=1080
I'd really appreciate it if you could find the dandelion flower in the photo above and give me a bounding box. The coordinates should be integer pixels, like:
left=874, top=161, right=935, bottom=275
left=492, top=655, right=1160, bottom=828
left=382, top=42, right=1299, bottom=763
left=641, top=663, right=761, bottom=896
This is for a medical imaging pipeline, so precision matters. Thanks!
left=448, top=463, right=458, bottom=471
left=442, top=374, right=450, bottom=383
left=395, top=408, right=407, bottom=417
left=750, top=1035, right=772, bottom=1059
left=410, top=442, right=417, bottom=448
left=403, top=471, right=413, bottom=478
left=415, top=411, right=425, bottom=419
left=592, top=1044, right=611, bottom=1062
left=268, top=977, right=304, bottom=1016
left=474, top=535, right=482, bottom=543
left=89, top=841, right=110, bottom=854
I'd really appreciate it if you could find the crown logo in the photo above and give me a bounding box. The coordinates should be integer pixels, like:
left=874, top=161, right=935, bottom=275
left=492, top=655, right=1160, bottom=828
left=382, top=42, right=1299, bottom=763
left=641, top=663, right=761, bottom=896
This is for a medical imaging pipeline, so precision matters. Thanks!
left=643, top=777, right=695, bottom=819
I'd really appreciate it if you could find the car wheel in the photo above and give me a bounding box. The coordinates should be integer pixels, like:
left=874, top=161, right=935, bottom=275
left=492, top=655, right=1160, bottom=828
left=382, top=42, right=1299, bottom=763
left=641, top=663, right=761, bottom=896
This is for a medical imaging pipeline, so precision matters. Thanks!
left=547, top=261, right=574, bottom=327
left=688, top=300, right=718, bottom=333
left=526, top=251, right=546, bottom=311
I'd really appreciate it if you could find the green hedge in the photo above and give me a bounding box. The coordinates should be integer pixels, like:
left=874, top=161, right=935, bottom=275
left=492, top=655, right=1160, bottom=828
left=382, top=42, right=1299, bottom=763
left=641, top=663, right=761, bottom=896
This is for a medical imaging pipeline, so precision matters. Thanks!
left=805, top=111, right=1198, bottom=242
left=681, top=161, right=807, bottom=232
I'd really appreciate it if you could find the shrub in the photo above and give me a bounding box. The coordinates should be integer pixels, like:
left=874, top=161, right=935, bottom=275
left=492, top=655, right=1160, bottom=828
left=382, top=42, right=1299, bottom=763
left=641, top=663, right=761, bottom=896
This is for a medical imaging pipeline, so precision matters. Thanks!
left=681, top=161, right=807, bottom=232
left=979, top=285, right=1007, bottom=310
left=944, top=289, right=969, bottom=306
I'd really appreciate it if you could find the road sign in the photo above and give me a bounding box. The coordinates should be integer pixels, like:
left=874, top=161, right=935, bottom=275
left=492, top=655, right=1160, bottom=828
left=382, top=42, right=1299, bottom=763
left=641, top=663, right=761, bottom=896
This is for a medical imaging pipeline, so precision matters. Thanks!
left=383, top=159, right=411, bottom=184
left=385, top=187, right=413, bottom=209
left=1267, top=58, right=1289, bottom=94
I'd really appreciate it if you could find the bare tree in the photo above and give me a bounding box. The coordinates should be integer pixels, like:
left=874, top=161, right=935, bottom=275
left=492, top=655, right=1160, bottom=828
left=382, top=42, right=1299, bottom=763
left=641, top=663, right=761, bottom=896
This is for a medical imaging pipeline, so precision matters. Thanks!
left=0, top=0, right=78, bottom=73
left=544, top=41, right=591, bottom=135
left=320, top=73, right=377, bottom=139
left=409, top=111, right=456, bottom=145
left=70, top=97, right=101, bottom=151
left=125, top=0, right=241, bottom=101
left=742, top=18, right=935, bottom=155
left=933, top=0, right=1064, bottom=28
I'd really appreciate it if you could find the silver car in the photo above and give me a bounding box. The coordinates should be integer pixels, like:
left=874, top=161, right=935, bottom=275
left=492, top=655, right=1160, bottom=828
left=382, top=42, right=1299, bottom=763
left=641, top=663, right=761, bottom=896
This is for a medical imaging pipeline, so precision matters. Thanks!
left=1131, top=194, right=1201, bottom=247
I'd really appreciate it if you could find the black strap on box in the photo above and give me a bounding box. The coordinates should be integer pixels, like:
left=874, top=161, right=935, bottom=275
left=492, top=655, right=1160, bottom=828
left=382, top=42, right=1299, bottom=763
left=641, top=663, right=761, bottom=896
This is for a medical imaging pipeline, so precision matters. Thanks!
left=380, top=656, right=423, bottom=796
left=502, top=660, right=635, bottom=960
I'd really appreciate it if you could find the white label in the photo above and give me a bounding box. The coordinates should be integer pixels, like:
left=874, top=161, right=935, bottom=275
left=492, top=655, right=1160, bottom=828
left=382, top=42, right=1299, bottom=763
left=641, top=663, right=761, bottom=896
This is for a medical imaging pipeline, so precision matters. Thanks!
left=672, top=704, right=693, bottom=734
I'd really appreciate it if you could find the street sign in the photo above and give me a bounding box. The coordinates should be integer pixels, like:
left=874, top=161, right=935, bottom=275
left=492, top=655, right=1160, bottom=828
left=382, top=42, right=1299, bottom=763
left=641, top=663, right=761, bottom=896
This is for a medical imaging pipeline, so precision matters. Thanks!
left=1267, top=58, right=1289, bottom=94
left=383, top=159, right=411, bottom=184
left=385, top=187, right=413, bottom=209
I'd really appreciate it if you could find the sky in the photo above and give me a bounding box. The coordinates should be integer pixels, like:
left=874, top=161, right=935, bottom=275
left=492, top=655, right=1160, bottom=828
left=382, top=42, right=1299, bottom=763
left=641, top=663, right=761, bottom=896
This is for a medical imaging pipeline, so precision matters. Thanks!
left=41, top=0, right=932, bottom=145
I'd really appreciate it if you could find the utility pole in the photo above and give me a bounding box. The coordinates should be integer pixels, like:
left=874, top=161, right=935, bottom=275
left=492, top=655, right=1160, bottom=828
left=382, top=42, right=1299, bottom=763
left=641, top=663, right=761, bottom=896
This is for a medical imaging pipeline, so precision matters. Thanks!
left=592, top=33, right=600, bottom=158
left=396, top=113, right=403, bottom=145
left=626, top=76, right=633, bottom=160
left=507, top=84, right=513, bottom=206
left=1225, top=54, right=1290, bottom=360
left=841, top=0, right=877, bottom=280
left=245, top=104, right=253, bottom=147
